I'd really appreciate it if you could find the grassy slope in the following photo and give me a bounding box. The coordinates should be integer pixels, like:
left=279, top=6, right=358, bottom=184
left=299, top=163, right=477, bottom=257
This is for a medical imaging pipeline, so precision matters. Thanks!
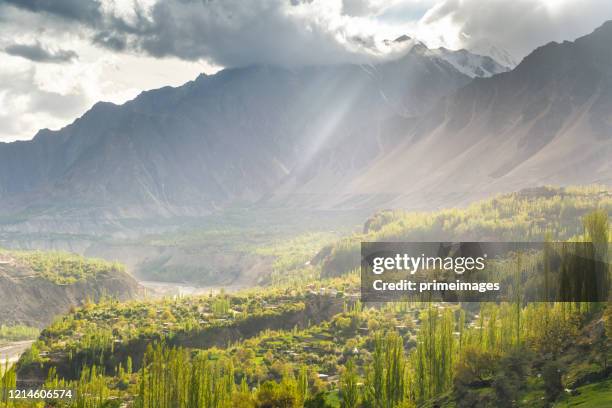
left=554, top=379, right=612, bottom=407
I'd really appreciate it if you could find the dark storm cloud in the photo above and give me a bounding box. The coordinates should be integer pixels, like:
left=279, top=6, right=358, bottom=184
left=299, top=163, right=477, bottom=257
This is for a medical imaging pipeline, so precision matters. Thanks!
left=5, top=42, right=78, bottom=63
left=0, top=0, right=380, bottom=67
left=110, top=0, right=376, bottom=66
left=1, top=0, right=612, bottom=67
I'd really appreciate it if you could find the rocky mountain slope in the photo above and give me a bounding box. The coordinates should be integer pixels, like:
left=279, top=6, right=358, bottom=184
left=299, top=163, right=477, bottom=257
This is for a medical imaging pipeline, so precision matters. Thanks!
left=0, top=45, right=490, bottom=223
left=276, top=21, right=612, bottom=210
left=0, top=22, right=610, bottom=224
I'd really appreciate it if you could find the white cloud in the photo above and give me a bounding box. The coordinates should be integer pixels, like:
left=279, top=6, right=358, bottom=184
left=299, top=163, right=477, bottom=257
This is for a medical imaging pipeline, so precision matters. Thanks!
left=0, top=50, right=212, bottom=141
left=418, top=0, right=612, bottom=61
left=0, top=0, right=611, bottom=141
left=0, top=4, right=214, bottom=141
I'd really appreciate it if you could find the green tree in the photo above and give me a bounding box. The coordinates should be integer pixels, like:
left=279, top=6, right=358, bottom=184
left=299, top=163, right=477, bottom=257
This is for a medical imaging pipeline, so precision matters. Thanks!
left=340, top=359, right=359, bottom=408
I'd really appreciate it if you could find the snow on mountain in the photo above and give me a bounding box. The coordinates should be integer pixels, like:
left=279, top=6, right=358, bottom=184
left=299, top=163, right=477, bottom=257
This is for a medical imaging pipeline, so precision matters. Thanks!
left=425, top=47, right=510, bottom=78
left=389, top=35, right=510, bottom=78
left=468, top=41, right=518, bottom=68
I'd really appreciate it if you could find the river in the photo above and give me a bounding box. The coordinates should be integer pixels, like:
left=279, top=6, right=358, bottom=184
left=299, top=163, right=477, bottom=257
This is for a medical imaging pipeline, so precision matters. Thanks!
left=139, top=280, right=245, bottom=297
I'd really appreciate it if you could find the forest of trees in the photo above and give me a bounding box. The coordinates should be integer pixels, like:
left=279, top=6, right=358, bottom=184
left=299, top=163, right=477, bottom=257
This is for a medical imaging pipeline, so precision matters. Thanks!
left=319, top=186, right=612, bottom=278
left=1, top=187, right=610, bottom=407
left=2, top=300, right=600, bottom=408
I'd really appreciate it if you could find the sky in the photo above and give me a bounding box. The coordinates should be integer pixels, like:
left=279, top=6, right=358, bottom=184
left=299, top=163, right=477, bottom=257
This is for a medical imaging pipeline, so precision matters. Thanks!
left=0, top=0, right=611, bottom=142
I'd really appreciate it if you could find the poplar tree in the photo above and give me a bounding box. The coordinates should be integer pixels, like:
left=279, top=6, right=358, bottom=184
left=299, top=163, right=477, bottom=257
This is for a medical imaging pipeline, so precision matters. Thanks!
left=340, top=359, right=359, bottom=408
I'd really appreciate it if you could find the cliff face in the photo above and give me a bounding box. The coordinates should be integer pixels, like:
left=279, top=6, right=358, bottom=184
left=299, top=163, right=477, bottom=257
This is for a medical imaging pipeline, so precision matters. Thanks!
left=0, top=258, right=140, bottom=328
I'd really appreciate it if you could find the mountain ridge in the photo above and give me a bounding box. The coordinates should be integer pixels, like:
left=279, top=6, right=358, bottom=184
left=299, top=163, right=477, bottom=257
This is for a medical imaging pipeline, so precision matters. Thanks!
left=0, top=22, right=611, bottom=224
left=273, top=20, right=612, bottom=210
left=0, top=45, right=477, bottom=221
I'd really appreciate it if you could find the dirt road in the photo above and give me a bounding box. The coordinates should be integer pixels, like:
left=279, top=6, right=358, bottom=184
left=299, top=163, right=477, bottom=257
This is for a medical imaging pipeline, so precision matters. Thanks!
left=0, top=340, right=34, bottom=365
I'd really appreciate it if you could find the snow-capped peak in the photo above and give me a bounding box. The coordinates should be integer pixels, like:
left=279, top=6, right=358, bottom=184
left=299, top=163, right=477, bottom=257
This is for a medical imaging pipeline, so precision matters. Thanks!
left=384, top=34, right=511, bottom=78
left=426, top=47, right=510, bottom=78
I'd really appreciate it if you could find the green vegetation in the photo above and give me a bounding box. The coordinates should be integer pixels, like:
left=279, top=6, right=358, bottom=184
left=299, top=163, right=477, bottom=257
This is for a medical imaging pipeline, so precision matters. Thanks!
left=254, top=232, right=340, bottom=286
left=0, top=326, right=39, bottom=346
left=21, top=289, right=324, bottom=376
left=1, top=186, right=610, bottom=407
left=6, top=299, right=606, bottom=408
left=552, top=378, right=612, bottom=407
left=319, top=185, right=612, bottom=277
left=0, top=249, right=125, bottom=284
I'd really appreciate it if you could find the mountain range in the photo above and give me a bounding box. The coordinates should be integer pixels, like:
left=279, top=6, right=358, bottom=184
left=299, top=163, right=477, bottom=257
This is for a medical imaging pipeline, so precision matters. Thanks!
left=1, top=22, right=611, bottom=225
left=280, top=21, right=612, bottom=210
